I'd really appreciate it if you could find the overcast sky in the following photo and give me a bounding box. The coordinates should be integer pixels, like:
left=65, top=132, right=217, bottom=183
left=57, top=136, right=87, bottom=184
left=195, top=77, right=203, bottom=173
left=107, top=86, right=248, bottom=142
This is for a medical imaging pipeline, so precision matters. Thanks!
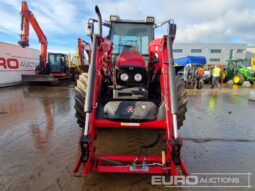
left=0, top=0, right=255, bottom=53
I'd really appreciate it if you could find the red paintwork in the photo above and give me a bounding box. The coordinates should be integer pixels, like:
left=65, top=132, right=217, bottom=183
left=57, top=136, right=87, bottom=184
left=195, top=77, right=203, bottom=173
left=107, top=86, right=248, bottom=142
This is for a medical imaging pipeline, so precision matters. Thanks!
left=35, top=70, right=40, bottom=75
left=94, top=119, right=167, bottom=129
left=116, top=50, right=146, bottom=68
left=180, top=158, right=189, bottom=176
left=96, top=166, right=164, bottom=174
left=73, top=28, right=188, bottom=176
left=148, top=36, right=175, bottom=142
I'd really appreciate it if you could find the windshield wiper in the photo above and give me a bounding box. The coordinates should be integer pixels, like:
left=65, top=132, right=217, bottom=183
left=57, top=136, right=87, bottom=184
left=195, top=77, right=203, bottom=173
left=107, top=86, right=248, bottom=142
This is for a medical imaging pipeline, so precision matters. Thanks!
left=116, top=44, right=134, bottom=48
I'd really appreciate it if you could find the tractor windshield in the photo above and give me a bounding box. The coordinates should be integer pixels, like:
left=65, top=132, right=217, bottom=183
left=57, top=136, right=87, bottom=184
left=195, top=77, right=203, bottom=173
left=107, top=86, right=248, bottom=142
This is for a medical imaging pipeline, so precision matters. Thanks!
left=110, top=23, right=153, bottom=56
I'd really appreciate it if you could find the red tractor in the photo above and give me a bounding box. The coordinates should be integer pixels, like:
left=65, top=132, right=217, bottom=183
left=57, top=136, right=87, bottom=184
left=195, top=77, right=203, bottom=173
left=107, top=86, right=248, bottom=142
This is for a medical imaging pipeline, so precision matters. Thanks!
left=73, top=6, right=188, bottom=176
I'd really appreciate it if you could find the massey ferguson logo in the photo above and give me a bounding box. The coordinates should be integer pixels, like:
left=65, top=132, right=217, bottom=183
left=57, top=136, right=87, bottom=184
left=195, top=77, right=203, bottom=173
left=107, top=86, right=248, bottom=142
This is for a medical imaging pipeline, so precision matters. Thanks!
left=0, top=57, right=19, bottom=69
left=127, top=106, right=134, bottom=113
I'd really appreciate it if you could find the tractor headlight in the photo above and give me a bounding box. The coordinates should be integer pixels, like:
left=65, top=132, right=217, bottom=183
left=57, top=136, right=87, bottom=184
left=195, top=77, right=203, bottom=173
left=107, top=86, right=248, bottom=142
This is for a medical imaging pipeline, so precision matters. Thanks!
left=120, top=73, right=129, bottom=81
left=134, top=73, right=142, bottom=82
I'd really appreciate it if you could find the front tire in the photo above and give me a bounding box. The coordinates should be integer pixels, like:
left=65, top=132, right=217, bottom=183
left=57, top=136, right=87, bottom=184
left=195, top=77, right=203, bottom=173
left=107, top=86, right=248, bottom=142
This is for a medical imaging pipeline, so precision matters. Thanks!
left=74, top=73, right=88, bottom=128
left=233, top=74, right=244, bottom=85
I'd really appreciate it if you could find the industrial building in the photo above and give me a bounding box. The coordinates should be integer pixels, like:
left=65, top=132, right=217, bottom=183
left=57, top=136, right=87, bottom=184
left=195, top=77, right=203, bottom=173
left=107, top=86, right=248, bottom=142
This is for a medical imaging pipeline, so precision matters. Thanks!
left=246, top=46, right=255, bottom=59
left=173, top=43, right=247, bottom=65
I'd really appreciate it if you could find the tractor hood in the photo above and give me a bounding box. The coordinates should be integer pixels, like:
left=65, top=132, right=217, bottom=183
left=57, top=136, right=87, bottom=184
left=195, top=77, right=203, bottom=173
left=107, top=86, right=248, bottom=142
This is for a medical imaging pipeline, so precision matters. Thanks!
left=116, top=50, right=146, bottom=68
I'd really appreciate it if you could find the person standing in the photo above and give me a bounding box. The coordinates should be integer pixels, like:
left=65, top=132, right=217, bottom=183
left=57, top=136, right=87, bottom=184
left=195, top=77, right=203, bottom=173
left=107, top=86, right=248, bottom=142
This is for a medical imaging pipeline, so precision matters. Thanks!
left=211, top=65, right=221, bottom=89
left=196, top=66, right=204, bottom=89
left=183, top=64, right=192, bottom=88
left=208, top=66, right=213, bottom=85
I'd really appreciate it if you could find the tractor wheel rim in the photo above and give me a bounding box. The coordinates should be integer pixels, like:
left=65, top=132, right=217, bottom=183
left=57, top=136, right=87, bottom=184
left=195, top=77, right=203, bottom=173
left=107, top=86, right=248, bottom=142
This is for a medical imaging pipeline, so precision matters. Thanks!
left=234, top=76, right=240, bottom=83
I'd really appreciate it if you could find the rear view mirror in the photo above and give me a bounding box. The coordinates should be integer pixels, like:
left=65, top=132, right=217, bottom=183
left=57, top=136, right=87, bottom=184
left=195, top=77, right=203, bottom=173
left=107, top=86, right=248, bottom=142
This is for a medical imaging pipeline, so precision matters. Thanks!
left=85, top=23, right=94, bottom=36
left=168, top=23, right=176, bottom=37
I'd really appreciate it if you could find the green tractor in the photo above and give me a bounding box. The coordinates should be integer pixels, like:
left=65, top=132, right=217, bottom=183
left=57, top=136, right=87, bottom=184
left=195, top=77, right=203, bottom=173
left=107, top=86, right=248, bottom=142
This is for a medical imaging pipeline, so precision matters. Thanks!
left=226, top=58, right=255, bottom=85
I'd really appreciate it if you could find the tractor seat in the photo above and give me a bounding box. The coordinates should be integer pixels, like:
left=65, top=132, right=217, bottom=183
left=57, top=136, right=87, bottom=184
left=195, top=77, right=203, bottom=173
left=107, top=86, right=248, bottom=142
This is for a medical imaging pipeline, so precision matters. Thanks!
left=98, top=101, right=158, bottom=122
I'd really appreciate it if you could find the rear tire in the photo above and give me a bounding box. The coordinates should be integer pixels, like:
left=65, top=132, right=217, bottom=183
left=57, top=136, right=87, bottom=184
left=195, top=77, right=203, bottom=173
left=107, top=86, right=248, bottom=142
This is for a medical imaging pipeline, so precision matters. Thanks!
left=176, top=77, right=188, bottom=129
left=74, top=73, right=88, bottom=128
left=233, top=74, right=244, bottom=85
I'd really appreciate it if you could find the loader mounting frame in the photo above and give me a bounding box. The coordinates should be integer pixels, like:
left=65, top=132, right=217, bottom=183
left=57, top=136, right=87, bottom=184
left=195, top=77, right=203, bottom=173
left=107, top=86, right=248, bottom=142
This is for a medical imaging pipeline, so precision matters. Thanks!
left=73, top=124, right=188, bottom=176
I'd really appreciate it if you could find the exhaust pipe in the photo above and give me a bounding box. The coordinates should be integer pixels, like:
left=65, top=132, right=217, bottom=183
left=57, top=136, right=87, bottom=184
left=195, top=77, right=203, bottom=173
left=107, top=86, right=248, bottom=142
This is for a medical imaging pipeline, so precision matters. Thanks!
left=95, top=5, right=102, bottom=36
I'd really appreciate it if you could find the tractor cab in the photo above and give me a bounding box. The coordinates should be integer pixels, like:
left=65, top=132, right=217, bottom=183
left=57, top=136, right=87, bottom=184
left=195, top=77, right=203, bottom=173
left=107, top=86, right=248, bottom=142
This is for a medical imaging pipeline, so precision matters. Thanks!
left=107, top=16, right=155, bottom=99
left=108, top=16, right=154, bottom=64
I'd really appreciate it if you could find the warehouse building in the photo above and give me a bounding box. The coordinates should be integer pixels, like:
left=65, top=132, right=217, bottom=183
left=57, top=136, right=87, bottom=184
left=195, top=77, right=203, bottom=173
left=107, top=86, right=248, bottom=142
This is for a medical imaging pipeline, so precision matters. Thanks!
left=173, top=43, right=247, bottom=65
left=246, top=46, right=255, bottom=59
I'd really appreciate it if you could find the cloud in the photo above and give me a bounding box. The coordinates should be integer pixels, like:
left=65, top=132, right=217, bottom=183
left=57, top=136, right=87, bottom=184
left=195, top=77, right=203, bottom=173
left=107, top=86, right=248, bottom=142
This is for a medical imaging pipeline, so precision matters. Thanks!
left=0, top=1, right=20, bottom=35
left=176, top=7, right=255, bottom=43
left=84, top=0, right=255, bottom=44
left=0, top=0, right=255, bottom=53
left=29, top=0, right=79, bottom=34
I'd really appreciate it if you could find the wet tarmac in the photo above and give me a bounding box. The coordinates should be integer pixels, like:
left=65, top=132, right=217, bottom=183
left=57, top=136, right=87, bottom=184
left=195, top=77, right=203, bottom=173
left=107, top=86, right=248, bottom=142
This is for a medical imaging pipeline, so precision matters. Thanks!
left=0, top=84, right=254, bottom=191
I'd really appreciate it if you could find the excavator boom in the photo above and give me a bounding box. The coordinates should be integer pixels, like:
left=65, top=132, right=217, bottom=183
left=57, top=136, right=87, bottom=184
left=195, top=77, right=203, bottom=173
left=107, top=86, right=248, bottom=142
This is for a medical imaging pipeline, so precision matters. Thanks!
left=18, top=1, right=48, bottom=69
left=78, top=38, right=91, bottom=65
